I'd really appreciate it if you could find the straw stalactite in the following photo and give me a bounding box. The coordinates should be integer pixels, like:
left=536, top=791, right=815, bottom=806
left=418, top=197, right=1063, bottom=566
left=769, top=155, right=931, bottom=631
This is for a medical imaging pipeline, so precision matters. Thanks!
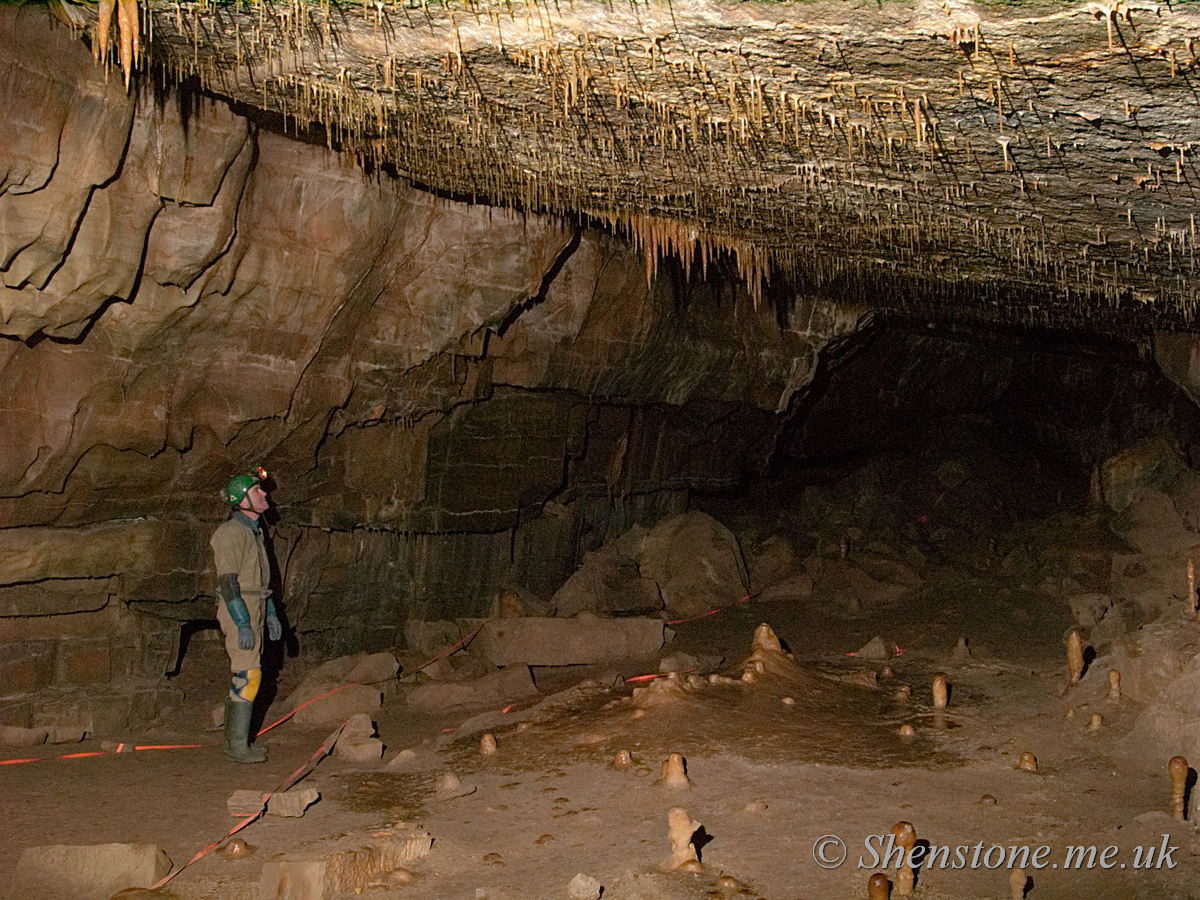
left=52, top=0, right=1198, bottom=332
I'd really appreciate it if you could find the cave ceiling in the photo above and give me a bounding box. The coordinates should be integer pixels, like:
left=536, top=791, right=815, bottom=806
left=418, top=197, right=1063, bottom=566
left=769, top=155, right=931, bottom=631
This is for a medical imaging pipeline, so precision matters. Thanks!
left=62, top=0, right=1200, bottom=333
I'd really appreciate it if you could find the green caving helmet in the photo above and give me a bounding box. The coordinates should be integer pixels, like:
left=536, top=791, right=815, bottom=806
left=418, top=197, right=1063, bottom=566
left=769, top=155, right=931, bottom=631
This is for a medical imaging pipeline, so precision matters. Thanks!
left=224, top=468, right=266, bottom=506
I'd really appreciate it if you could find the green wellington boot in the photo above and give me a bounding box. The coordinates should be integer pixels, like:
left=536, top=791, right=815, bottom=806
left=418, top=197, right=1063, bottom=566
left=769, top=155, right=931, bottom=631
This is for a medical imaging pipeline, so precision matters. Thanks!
left=223, top=698, right=268, bottom=763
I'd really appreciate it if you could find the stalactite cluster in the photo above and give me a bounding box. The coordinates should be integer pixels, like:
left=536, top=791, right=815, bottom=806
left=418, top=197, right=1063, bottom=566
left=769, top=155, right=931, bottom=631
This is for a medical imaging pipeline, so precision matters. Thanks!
left=66, top=0, right=1200, bottom=331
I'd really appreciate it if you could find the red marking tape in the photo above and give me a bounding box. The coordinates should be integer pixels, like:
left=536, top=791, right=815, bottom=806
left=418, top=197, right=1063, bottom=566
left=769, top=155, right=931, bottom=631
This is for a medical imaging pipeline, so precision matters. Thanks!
left=151, top=721, right=348, bottom=890
left=1, top=745, right=201, bottom=767
left=664, top=592, right=758, bottom=626
left=625, top=669, right=696, bottom=683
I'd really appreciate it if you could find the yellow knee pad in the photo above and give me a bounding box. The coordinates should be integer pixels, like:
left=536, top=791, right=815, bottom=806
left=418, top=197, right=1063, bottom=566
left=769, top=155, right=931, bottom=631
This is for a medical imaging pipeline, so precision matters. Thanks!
left=230, top=667, right=262, bottom=702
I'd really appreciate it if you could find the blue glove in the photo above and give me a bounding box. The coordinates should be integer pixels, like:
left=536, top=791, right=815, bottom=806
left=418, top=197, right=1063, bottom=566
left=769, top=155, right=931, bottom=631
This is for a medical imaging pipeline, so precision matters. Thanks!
left=266, top=598, right=282, bottom=642
left=219, top=574, right=255, bottom=651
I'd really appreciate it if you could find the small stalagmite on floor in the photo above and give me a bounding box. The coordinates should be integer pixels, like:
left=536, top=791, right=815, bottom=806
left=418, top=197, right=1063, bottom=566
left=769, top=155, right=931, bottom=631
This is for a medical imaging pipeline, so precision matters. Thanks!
left=613, top=749, right=633, bottom=770
left=1169, top=756, right=1189, bottom=819
left=661, top=752, right=690, bottom=788
left=742, top=623, right=797, bottom=681
left=1066, top=630, right=1085, bottom=684
left=479, top=733, right=497, bottom=756
left=931, top=673, right=948, bottom=709
left=951, top=636, right=970, bottom=662
left=1106, top=669, right=1121, bottom=703
left=891, top=822, right=916, bottom=896
left=632, top=671, right=692, bottom=707
left=662, top=807, right=703, bottom=871
left=1010, top=865, right=1026, bottom=900
left=1017, top=751, right=1037, bottom=773
left=1088, top=712, right=1104, bottom=730
left=867, top=871, right=891, bottom=900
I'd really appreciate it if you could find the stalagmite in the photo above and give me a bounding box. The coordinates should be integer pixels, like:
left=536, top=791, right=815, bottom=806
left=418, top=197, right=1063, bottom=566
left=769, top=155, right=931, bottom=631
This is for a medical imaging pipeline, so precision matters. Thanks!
left=662, top=807, right=702, bottom=871
left=1010, top=866, right=1026, bottom=900
left=661, top=752, right=690, bottom=788
left=951, top=636, right=970, bottom=661
left=1017, top=751, right=1037, bottom=772
left=1169, top=756, right=1188, bottom=820
left=868, top=871, right=890, bottom=899
left=1106, top=670, right=1121, bottom=703
left=1188, top=558, right=1196, bottom=611
left=613, top=749, right=633, bottom=770
left=898, top=724, right=916, bottom=738
left=1088, top=712, right=1104, bottom=730
left=480, top=733, right=497, bottom=755
left=1066, top=631, right=1085, bottom=684
left=893, top=686, right=912, bottom=703
left=891, top=822, right=916, bottom=896
left=931, top=673, right=948, bottom=709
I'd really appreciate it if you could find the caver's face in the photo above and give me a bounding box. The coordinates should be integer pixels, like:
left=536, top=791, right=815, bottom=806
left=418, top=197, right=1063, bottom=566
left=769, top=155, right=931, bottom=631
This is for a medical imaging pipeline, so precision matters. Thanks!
left=243, top=484, right=270, bottom=516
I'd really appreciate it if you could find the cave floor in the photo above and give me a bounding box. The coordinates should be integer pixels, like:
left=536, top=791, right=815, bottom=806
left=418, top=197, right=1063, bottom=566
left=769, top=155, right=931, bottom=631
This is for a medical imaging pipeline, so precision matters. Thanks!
left=4, top=553, right=1200, bottom=900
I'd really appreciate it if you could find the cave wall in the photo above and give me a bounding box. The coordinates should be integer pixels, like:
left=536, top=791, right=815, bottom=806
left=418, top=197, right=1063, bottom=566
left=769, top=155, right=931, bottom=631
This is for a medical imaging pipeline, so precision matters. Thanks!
left=0, top=8, right=856, bottom=732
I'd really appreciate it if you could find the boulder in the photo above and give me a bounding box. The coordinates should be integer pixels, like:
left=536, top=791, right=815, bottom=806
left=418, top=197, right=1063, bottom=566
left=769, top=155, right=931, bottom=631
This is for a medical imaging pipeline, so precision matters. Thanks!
left=1106, top=624, right=1194, bottom=703
left=334, top=713, right=385, bottom=763
left=344, top=652, right=400, bottom=687
left=1066, top=593, right=1113, bottom=629
left=227, top=788, right=321, bottom=817
left=551, top=549, right=663, bottom=617
left=854, top=636, right=893, bottom=660
left=13, top=843, right=171, bottom=900
left=1, top=724, right=48, bottom=746
left=259, top=825, right=432, bottom=899
left=743, top=533, right=802, bottom=592
left=1134, top=651, right=1200, bottom=765
left=1101, top=437, right=1183, bottom=513
left=335, top=736, right=385, bottom=764
left=472, top=616, right=665, bottom=667
left=804, top=556, right=910, bottom=612
left=754, top=572, right=814, bottom=604
left=637, top=511, right=749, bottom=619
left=288, top=684, right=382, bottom=727
left=406, top=665, right=539, bottom=710
left=295, top=652, right=399, bottom=693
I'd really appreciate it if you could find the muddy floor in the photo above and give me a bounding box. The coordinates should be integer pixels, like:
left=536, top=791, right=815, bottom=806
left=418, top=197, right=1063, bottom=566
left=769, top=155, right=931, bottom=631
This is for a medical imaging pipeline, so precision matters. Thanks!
left=4, top=549, right=1200, bottom=900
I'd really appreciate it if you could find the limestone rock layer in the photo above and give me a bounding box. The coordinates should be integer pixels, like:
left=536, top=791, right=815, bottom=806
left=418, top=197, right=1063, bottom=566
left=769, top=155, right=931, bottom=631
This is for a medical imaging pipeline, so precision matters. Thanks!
left=0, top=8, right=835, bottom=726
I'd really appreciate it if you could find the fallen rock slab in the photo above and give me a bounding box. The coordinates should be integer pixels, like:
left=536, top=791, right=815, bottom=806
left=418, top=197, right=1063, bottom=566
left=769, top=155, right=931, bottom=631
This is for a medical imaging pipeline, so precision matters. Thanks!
left=335, top=735, right=385, bottom=764
left=227, top=788, right=320, bottom=818
left=1, top=724, right=48, bottom=746
left=13, top=843, right=172, bottom=900
left=473, top=616, right=664, bottom=667
left=259, top=824, right=432, bottom=900
left=407, top=664, right=538, bottom=710
left=287, top=684, right=383, bottom=727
